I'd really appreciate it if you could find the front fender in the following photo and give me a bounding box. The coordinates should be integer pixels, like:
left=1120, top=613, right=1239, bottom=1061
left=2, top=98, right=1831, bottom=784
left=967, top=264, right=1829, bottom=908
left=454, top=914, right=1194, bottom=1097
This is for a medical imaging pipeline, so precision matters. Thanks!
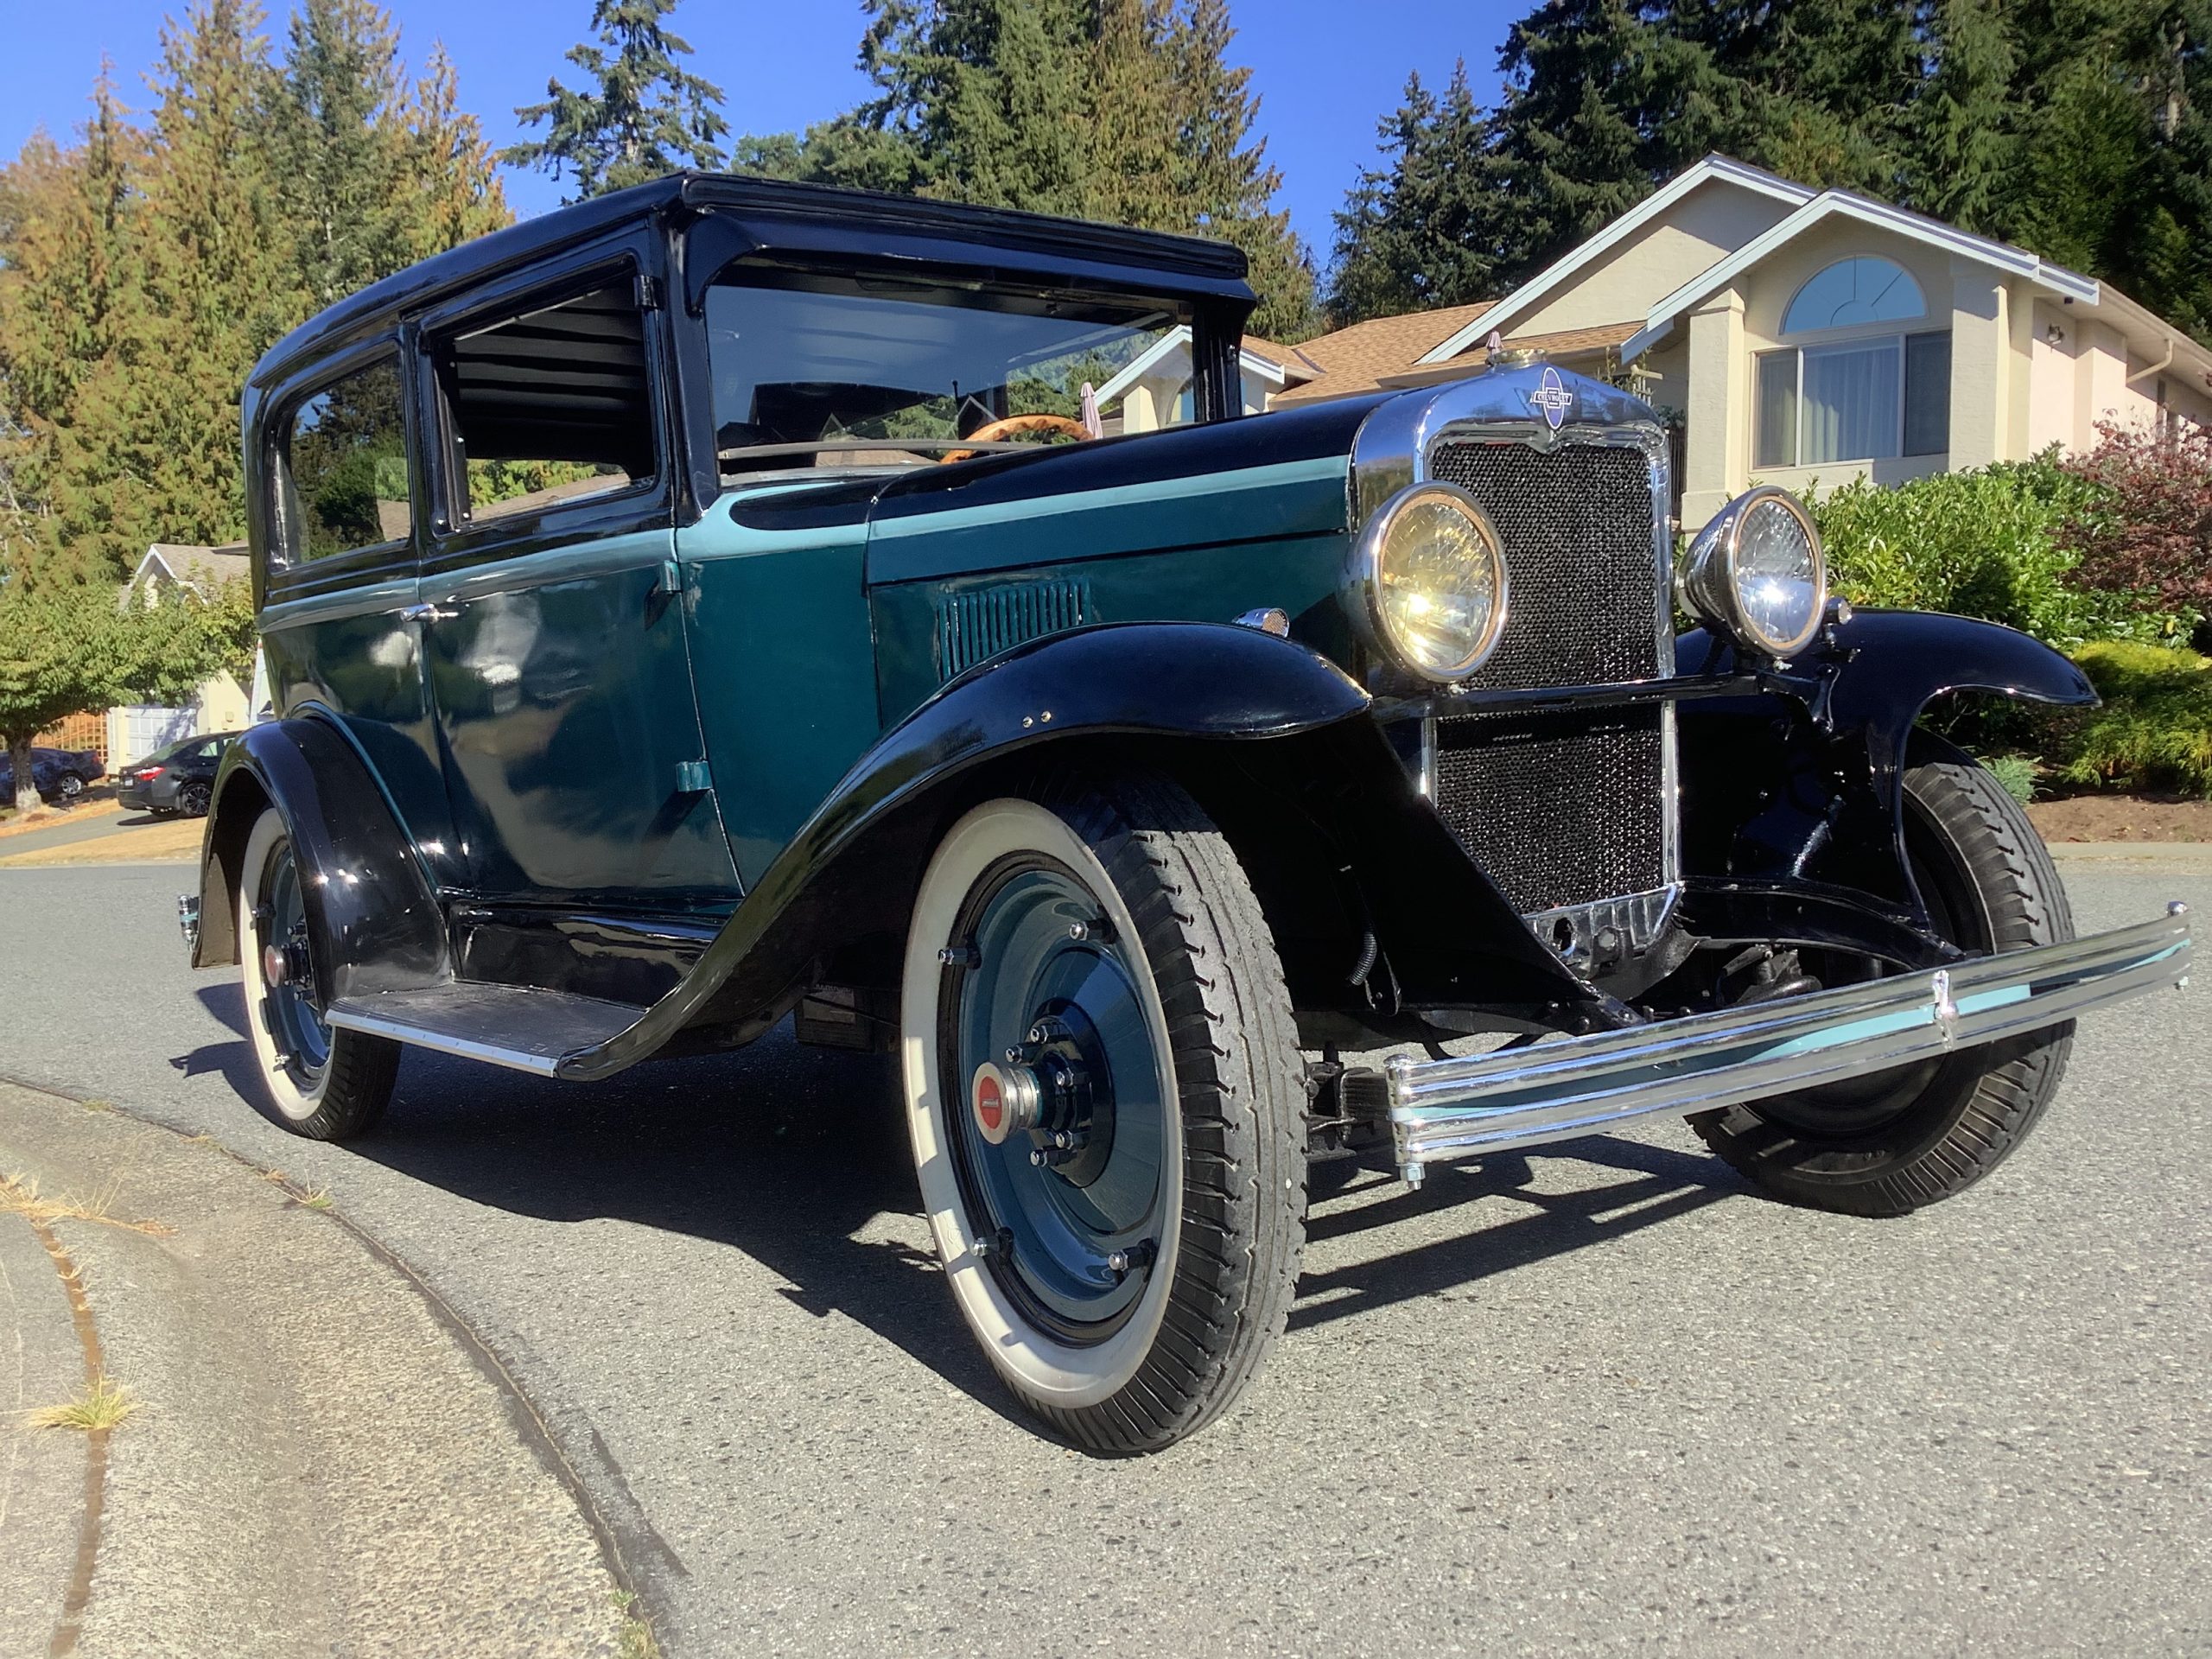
left=548, top=628, right=1592, bottom=1084
left=194, top=715, right=450, bottom=1003
left=1677, top=609, right=2095, bottom=912
left=1818, top=607, right=2096, bottom=782
left=551, top=622, right=1376, bottom=1078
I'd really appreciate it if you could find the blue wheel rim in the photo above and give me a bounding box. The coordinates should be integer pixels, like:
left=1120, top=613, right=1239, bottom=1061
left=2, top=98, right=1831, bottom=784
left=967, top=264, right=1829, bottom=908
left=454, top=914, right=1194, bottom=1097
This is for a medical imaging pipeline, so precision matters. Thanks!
left=943, top=856, right=1170, bottom=1343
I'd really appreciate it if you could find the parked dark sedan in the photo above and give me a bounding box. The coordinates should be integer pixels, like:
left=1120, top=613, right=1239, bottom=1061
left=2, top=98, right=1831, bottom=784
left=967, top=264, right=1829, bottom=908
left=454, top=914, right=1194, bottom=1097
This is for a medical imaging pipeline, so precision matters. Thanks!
left=117, top=733, right=235, bottom=818
left=0, top=746, right=105, bottom=805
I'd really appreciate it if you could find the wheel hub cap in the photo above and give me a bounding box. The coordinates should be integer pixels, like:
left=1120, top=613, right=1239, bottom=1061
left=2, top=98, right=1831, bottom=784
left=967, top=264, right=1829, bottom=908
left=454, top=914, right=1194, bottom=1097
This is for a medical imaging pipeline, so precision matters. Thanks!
left=970, top=1060, right=1042, bottom=1145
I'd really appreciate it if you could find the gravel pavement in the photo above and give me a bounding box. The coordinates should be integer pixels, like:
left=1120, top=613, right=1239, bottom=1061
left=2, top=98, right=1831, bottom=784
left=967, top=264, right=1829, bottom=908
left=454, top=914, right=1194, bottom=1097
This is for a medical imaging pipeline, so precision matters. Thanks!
left=0, top=854, right=2205, bottom=1656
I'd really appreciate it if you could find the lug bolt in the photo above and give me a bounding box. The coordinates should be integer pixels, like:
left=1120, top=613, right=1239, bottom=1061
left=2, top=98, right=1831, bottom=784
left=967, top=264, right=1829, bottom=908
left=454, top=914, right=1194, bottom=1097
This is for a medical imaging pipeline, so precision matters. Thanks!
left=1105, top=1239, right=1157, bottom=1278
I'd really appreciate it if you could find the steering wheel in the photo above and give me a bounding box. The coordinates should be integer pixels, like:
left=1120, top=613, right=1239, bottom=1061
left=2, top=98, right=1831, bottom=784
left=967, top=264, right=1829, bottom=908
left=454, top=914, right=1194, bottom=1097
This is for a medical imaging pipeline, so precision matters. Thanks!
left=938, top=412, right=1094, bottom=464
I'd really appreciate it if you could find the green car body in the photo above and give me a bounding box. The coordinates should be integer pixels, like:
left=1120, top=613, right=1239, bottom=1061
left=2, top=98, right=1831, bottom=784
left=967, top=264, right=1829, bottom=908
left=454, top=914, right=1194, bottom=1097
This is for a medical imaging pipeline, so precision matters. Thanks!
left=181, top=172, right=2190, bottom=1452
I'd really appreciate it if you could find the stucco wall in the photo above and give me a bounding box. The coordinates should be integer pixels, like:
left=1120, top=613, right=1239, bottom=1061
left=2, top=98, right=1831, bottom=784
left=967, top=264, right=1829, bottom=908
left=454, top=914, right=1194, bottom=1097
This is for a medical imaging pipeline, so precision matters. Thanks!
left=1510, top=181, right=1796, bottom=339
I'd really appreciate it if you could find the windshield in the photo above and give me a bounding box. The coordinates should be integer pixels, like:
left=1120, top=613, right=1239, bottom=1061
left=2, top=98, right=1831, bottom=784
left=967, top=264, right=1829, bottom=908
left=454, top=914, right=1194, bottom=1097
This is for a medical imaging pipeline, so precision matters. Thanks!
left=703, top=269, right=1193, bottom=476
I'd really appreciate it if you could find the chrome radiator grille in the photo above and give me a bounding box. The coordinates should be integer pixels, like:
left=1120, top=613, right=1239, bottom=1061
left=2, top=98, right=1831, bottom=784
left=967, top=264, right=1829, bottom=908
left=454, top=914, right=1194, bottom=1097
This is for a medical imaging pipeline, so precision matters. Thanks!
left=1423, top=437, right=1669, bottom=917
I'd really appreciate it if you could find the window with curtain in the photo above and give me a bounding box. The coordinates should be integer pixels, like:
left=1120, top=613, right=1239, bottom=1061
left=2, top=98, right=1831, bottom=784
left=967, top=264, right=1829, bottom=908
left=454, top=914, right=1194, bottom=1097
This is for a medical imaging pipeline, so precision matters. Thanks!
left=1755, top=256, right=1950, bottom=467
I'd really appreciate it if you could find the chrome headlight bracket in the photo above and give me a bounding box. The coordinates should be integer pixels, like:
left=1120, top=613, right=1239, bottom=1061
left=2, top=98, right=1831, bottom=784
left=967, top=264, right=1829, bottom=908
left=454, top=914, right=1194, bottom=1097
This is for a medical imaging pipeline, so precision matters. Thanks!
left=1677, top=486, right=1827, bottom=661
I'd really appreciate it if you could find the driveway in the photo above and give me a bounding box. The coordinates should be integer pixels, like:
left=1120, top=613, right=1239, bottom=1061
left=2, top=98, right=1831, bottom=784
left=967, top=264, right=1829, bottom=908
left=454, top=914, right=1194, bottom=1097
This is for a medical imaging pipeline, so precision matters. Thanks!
left=0, top=855, right=2204, bottom=1655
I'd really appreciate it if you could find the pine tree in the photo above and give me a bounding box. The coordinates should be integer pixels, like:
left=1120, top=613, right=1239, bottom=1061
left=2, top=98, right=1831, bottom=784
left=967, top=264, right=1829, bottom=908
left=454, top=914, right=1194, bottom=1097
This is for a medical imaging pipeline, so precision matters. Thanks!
left=1910, top=0, right=2023, bottom=234
left=270, top=0, right=414, bottom=308
left=35, top=0, right=299, bottom=580
left=1326, top=65, right=1500, bottom=325
left=404, top=45, right=512, bottom=259
left=0, top=70, right=145, bottom=568
left=1490, top=0, right=1669, bottom=274
left=505, top=0, right=730, bottom=199
left=1155, top=0, right=1313, bottom=337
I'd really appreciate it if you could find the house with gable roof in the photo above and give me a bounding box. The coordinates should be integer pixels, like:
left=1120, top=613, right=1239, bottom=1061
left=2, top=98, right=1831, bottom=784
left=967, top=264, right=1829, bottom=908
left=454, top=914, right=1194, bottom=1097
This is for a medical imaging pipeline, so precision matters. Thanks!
left=1246, top=156, right=2212, bottom=533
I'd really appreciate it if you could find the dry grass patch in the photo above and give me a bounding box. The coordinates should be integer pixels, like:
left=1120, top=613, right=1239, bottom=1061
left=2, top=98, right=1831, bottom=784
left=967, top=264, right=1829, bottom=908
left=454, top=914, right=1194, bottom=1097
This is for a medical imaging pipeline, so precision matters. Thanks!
left=298, top=1187, right=332, bottom=1211
left=25, top=1374, right=137, bottom=1433
left=0, top=1171, right=172, bottom=1236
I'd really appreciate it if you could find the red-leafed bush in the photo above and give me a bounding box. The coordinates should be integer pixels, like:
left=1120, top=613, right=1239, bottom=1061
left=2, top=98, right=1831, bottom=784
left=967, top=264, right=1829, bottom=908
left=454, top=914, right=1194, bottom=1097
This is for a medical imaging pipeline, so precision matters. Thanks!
left=2063, top=422, right=2212, bottom=620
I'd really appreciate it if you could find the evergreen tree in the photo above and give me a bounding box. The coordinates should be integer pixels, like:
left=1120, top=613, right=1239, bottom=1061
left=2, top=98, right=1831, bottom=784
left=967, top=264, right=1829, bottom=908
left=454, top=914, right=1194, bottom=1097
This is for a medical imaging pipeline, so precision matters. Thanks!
left=1489, top=0, right=1668, bottom=273
left=1326, top=65, right=1500, bottom=324
left=505, top=0, right=729, bottom=199
left=269, top=0, right=414, bottom=308
left=1155, top=0, right=1312, bottom=336
left=35, top=0, right=299, bottom=581
left=813, top=0, right=1312, bottom=335
left=0, top=71, right=145, bottom=568
left=404, top=45, right=512, bottom=259
left=1909, top=0, right=2022, bottom=233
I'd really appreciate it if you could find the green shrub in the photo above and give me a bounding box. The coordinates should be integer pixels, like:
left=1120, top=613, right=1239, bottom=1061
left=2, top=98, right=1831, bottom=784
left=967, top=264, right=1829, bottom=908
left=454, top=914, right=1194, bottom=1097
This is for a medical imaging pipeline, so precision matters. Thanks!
left=2045, top=640, right=2212, bottom=798
left=1980, top=753, right=2040, bottom=804
left=1806, top=455, right=2188, bottom=651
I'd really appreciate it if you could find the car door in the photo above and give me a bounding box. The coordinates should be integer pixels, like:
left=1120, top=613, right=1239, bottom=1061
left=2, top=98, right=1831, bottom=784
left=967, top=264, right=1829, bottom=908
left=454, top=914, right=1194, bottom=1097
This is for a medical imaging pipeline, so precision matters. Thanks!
left=256, top=338, right=460, bottom=884
left=414, top=232, right=740, bottom=911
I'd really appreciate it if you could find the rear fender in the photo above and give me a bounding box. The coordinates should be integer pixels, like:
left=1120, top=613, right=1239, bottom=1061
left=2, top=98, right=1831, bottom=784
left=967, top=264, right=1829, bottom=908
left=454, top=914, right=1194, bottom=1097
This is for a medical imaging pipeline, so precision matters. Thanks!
left=194, top=715, right=450, bottom=1003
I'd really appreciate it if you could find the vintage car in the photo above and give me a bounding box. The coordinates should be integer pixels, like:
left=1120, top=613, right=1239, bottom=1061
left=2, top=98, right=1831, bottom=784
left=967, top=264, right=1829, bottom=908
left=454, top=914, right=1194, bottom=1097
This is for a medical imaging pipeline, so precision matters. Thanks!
left=182, top=173, right=2190, bottom=1453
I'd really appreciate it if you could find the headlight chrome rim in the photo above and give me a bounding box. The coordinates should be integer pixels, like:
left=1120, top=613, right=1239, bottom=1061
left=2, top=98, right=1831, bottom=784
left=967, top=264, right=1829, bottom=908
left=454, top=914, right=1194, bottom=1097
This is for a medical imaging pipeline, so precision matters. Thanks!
left=1350, top=481, right=1511, bottom=683
left=1679, top=486, right=1827, bottom=659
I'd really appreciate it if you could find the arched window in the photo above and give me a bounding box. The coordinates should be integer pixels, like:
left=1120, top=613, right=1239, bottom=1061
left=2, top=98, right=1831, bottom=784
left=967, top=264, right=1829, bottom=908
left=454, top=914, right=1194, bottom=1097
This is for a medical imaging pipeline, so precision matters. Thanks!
left=1783, top=257, right=1926, bottom=334
left=1758, top=257, right=1949, bottom=467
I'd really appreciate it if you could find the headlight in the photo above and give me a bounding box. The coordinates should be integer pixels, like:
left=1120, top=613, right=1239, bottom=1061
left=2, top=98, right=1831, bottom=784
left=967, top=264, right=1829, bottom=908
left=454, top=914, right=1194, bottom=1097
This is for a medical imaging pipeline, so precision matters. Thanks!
left=1351, top=482, right=1510, bottom=681
left=1678, top=486, right=1827, bottom=658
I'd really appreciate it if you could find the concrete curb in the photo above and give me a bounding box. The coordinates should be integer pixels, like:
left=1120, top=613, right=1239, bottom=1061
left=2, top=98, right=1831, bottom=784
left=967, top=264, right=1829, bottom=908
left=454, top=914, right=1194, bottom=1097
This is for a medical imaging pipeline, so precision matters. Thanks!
left=0, top=1083, right=645, bottom=1657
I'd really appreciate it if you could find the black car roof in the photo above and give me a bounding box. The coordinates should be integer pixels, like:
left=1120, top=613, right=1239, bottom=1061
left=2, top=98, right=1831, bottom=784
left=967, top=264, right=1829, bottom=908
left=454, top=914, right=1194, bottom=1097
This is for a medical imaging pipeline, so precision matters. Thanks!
left=250, top=173, right=1256, bottom=393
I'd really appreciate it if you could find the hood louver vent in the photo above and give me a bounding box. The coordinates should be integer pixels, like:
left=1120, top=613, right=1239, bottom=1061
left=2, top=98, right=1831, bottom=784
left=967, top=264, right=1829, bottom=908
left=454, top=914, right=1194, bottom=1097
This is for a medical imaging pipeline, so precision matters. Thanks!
left=936, top=578, right=1093, bottom=682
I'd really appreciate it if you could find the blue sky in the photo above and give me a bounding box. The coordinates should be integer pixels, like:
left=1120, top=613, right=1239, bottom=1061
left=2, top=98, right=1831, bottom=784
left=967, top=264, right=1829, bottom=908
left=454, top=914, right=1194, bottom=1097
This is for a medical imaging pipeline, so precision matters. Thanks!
left=2, top=1, right=1520, bottom=270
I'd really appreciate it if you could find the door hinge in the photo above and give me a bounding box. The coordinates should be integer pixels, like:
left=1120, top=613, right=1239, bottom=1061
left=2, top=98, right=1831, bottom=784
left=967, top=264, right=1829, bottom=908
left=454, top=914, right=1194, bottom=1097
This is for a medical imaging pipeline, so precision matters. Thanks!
left=634, top=273, right=664, bottom=311
left=675, top=760, right=712, bottom=795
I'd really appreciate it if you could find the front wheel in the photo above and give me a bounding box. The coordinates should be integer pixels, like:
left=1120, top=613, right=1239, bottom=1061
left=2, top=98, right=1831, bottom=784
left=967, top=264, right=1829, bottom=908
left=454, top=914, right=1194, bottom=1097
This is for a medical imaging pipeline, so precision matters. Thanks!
left=237, top=808, right=398, bottom=1140
left=1693, top=737, right=2075, bottom=1216
left=901, top=772, right=1305, bottom=1453
left=52, top=772, right=84, bottom=803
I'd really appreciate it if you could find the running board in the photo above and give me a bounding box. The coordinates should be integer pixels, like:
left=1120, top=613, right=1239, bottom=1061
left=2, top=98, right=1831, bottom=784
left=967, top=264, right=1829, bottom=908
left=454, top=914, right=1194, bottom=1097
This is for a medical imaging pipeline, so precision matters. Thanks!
left=324, top=983, right=646, bottom=1077
left=1387, top=903, right=2192, bottom=1182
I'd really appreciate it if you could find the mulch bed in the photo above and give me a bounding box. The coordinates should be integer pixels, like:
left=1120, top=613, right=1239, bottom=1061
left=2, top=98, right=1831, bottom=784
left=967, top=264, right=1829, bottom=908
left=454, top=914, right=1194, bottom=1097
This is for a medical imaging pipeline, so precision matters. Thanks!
left=2027, top=794, right=2212, bottom=842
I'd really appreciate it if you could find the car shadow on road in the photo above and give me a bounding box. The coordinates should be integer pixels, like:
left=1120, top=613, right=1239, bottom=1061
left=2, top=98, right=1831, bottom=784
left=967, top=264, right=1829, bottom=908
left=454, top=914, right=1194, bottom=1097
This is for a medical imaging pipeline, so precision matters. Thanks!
left=175, top=988, right=1747, bottom=1424
left=1291, top=1140, right=1743, bottom=1332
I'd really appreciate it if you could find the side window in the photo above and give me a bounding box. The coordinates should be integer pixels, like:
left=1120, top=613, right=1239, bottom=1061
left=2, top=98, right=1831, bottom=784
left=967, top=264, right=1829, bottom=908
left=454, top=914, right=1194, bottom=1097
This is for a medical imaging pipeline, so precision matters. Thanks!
left=432, top=278, right=656, bottom=527
left=282, top=357, right=411, bottom=562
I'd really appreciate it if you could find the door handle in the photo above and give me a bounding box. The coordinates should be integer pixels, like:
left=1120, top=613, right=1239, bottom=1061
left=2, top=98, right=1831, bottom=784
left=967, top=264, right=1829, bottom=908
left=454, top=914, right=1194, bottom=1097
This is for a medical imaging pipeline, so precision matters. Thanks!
left=400, top=603, right=457, bottom=624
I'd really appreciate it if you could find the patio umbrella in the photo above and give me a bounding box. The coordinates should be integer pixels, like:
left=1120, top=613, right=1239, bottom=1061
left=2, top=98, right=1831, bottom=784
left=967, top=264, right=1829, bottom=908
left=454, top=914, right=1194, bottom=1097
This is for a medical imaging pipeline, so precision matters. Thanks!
left=1078, top=381, right=1103, bottom=439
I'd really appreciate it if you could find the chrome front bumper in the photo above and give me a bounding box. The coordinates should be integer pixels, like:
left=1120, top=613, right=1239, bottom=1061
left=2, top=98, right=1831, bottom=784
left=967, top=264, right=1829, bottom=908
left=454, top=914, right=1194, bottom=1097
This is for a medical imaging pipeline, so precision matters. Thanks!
left=1388, top=904, right=2192, bottom=1182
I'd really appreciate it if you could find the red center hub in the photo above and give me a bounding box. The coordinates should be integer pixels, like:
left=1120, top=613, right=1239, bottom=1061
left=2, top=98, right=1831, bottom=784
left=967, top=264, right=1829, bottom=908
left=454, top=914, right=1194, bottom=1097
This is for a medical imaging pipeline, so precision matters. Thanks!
left=976, top=1074, right=1004, bottom=1134
left=969, top=1059, right=1041, bottom=1146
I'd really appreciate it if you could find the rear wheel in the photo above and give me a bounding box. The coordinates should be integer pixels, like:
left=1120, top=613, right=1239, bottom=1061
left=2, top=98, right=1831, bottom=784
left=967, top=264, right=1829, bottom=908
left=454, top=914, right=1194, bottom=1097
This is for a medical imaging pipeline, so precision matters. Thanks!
left=238, top=808, right=398, bottom=1140
left=901, top=772, right=1305, bottom=1453
left=52, top=772, right=84, bottom=803
left=1692, top=737, right=2074, bottom=1216
left=177, top=779, right=212, bottom=818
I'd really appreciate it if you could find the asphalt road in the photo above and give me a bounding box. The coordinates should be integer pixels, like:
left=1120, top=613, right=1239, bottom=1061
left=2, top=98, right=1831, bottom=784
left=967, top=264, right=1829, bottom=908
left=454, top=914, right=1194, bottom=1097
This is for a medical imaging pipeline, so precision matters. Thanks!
left=0, top=856, right=2205, bottom=1656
